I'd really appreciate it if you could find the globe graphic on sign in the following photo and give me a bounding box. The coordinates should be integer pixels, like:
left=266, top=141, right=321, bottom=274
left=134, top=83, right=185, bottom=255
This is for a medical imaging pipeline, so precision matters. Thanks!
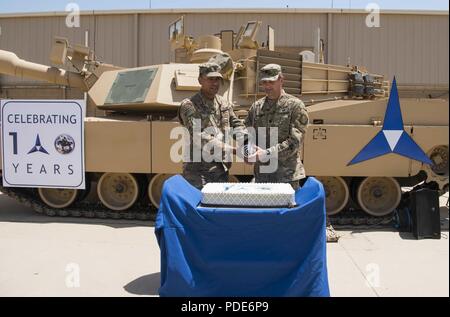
left=54, top=134, right=75, bottom=154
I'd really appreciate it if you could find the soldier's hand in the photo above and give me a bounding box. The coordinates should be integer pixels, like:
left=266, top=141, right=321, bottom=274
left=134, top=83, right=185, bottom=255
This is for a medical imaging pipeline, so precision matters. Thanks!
left=244, top=155, right=254, bottom=165
left=246, top=146, right=266, bottom=163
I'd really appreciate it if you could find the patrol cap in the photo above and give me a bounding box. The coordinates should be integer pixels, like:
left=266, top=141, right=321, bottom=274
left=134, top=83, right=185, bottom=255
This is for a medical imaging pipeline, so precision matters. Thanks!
left=260, top=64, right=282, bottom=81
left=199, top=62, right=223, bottom=78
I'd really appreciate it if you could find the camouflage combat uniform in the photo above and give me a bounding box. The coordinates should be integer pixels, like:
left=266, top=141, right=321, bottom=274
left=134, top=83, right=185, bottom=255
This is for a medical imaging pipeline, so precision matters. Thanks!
left=245, top=91, right=309, bottom=189
left=178, top=91, right=246, bottom=189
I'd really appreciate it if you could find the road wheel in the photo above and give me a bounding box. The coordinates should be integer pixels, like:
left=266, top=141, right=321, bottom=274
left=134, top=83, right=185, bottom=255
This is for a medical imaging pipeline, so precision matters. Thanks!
left=356, top=177, right=401, bottom=216
left=37, top=188, right=78, bottom=209
left=316, top=176, right=349, bottom=215
left=97, top=173, right=139, bottom=211
left=148, top=174, right=174, bottom=209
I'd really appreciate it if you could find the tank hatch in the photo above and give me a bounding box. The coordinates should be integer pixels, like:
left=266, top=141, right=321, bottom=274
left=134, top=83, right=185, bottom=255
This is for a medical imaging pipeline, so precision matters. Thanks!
left=105, top=68, right=157, bottom=104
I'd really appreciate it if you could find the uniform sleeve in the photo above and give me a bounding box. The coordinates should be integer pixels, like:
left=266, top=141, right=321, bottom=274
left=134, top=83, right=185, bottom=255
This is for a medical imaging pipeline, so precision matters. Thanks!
left=244, top=104, right=255, bottom=128
left=178, top=99, right=196, bottom=126
left=227, top=102, right=248, bottom=143
left=179, top=99, right=234, bottom=153
left=229, top=107, right=245, bottom=131
left=267, top=100, right=309, bottom=159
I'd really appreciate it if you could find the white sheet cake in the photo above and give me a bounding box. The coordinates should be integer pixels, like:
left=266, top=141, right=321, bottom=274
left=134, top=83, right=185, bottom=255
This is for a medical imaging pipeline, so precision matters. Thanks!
left=201, top=183, right=296, bottom=207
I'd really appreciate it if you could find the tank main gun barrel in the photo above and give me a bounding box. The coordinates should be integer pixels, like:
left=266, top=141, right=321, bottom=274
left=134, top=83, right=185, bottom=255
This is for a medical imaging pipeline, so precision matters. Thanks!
left=0, top=49, right=88, bottom=91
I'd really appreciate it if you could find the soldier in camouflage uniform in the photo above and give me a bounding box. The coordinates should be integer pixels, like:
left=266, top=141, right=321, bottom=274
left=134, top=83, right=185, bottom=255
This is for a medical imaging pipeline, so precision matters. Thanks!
left=244, top=64, right=309, bottom=190
left=178, top=62, right=246, bottom=189
left=245, top=64, right=339, bottom=242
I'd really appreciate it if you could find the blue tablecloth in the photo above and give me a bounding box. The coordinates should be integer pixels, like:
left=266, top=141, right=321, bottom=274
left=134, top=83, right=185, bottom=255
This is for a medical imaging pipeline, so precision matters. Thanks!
left=155, top=175, right=330, bottom=297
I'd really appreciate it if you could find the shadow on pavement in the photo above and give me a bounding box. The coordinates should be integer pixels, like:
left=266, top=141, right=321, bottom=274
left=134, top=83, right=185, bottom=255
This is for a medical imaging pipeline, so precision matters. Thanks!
left=0, top=192, right=156, bottom=229
left=333, top=205, right=449, bottom=240
left=124, top=272, right=160, bottom=296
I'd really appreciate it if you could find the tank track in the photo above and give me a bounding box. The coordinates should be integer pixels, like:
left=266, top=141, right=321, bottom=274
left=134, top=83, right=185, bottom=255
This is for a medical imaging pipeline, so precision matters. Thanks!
left=1, top=184, right=395, bottom=227
left=0, top=185, right=156, bottom=221
left=328, top=210, right=394, bottom=229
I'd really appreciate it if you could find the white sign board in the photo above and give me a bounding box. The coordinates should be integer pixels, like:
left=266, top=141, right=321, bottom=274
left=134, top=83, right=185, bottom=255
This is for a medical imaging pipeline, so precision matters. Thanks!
left=1, top=100, right=85, bottom=189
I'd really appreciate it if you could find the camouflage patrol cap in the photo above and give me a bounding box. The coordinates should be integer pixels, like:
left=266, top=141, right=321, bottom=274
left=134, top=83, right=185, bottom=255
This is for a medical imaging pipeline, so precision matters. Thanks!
left=260, top=63, right=282, bottom=81
left=199, top=62, right=223, bottom=78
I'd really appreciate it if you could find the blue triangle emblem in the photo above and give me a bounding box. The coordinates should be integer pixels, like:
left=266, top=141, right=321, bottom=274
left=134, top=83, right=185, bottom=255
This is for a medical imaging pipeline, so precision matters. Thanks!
left=348, top=78, right=432, bottom=166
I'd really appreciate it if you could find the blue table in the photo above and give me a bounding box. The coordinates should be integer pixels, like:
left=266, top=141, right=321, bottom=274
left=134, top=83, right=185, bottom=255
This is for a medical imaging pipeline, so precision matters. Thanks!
left=155, top=175, right=330, bottom=297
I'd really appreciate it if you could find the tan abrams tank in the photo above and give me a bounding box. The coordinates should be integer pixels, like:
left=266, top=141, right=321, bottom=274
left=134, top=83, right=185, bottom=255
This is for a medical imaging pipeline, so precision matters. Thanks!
left=0, top=18, right=448, bottom=223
